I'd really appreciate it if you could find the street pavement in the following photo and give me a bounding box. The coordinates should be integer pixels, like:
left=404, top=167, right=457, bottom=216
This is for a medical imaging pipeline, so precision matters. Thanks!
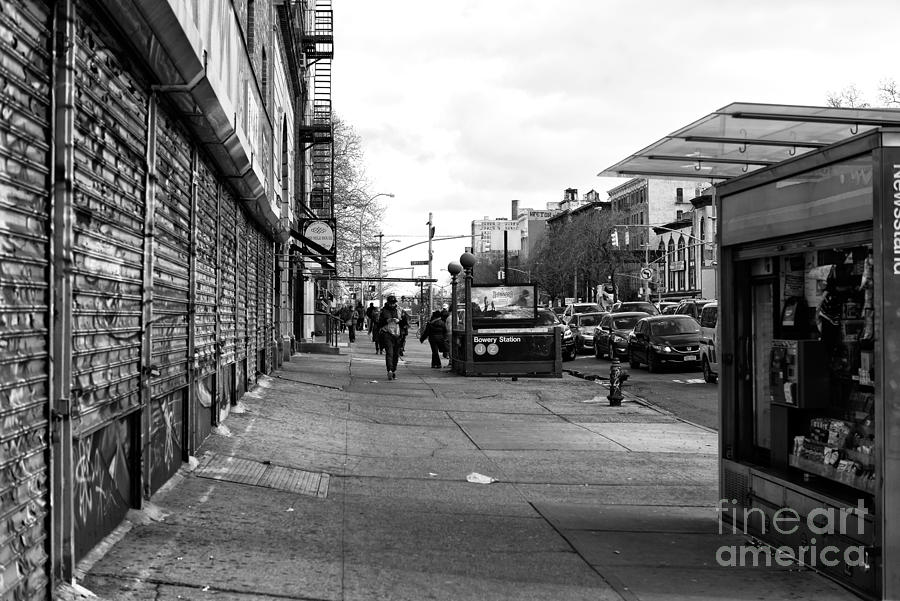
left=65, top=333, right=859, bottom=601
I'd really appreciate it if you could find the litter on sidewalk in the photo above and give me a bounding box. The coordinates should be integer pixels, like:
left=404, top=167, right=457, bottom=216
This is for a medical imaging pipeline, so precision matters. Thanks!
left=466, top=472, right=498, bottom=484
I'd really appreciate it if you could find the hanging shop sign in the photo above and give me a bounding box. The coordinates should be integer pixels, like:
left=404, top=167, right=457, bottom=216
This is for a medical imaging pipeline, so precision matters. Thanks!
left=304, top=220, right=334, bottom=250
left=293, top=218, right=337, bottom=273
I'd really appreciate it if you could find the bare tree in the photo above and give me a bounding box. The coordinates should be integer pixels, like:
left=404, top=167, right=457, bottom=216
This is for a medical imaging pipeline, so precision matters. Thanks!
left=330, top=114, right=387, bottom=279
left=877, top=78, right=900, bottom=107
left=825, top=84, right=871, bottom=108
left=527, top=206, right=632, bottom=304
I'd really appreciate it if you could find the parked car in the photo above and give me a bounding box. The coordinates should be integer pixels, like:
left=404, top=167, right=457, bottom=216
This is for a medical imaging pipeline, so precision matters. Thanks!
left=698, top=300, right=719, bottom=383
left=533, top=309, right=576, bottom=361
left=568, top=312, right=606, bottom=354
left=674, top=298, right=714, bottom=321
left=627, top=314, right=702, bottom=372
left=562, top=302, right=602, bottom=323
left=661, top=304, right=678, bottom=314
left=594, top=311, right=645, bottom=360
left=611, top=301, right=659, bottom=315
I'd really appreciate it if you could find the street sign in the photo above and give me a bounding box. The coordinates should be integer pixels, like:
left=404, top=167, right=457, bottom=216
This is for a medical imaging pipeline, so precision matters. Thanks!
left=410, top=260, right=429, bottom=266
left=640, top=267, right=653, bottom=280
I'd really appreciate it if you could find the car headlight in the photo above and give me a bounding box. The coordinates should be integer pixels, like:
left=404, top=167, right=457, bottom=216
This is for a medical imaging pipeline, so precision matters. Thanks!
left=563, top=329, right=573, bottom=340
left=650, top=343, right=673, bottom=353
left=611, top=334, right=624, bottom=344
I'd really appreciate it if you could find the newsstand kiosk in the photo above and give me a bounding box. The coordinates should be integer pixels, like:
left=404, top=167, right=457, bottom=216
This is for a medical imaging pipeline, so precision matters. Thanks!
left=717, top=128, right=900, bottom=599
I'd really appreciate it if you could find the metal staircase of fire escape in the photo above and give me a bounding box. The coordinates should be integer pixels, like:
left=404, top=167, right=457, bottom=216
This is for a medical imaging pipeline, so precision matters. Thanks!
left=301, top=0, right=334, bottom=220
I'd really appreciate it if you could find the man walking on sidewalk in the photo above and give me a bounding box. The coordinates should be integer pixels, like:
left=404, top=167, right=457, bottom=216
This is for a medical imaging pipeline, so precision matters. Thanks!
left=377, top=295, right=402, bottom=380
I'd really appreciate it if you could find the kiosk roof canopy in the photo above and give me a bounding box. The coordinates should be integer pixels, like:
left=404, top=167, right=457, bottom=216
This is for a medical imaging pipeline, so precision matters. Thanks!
left=598, top=102, right=900, bottom=181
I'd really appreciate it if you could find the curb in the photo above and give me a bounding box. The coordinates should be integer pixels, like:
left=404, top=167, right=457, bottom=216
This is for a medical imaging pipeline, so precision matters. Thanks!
left=563, top=367, right=718, bottom=434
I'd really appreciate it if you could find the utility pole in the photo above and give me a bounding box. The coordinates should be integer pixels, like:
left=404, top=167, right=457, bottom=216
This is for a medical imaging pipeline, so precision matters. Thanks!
left=427, top=213, right=434, bottom=314
left=376, top=232, right=384, bottom=306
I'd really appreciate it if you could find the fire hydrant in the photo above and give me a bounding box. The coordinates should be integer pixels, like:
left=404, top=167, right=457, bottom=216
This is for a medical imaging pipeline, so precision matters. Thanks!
left=607, top=356, right=624, bottom=406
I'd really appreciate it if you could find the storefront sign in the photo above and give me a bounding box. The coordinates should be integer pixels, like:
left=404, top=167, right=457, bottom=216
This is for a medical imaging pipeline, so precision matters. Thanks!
left=471, top=333, right=553, bottom=362
left=670, top=260, right=686, bottom=271
left=892, top=161, right=900, bottom=276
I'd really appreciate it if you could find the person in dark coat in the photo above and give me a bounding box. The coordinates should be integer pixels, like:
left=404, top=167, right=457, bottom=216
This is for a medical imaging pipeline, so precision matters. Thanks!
left=377, top=296, right=402, bottom=379
left=398, top=310, right=410, bottom=357
left=420, top=310, right=448, bottom=368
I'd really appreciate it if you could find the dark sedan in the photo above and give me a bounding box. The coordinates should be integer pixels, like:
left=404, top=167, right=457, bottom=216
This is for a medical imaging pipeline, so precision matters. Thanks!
left=594, top=312, right=645, bottom=360
left=627, top=315, right=701, bottom=372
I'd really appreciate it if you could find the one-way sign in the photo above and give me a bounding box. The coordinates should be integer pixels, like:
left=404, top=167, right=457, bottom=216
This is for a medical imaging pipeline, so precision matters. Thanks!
left=410, top=260, right=429, bottom=265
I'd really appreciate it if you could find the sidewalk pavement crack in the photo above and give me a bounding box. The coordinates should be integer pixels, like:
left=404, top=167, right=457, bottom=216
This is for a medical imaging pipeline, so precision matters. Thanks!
left=534, top=398, right=633, bottom=452
left=527, top=502, right=639, bottom=601
left=271, top=373, right=344, bottom=391
left=94, top=573, right=335, bottom=601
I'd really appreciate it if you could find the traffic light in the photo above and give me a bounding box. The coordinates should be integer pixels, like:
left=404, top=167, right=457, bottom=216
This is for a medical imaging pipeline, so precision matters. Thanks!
left=369, top=285, right=376, bottom=292
left=429, top=225, right=435, bottom=239
left=624, top=230, right=630, bottom=246
left=610, top=230, right=619, bottom=247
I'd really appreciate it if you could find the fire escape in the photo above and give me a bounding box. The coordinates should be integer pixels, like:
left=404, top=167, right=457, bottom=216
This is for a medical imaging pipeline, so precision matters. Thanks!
left=299, top=0, right=334, bottom=220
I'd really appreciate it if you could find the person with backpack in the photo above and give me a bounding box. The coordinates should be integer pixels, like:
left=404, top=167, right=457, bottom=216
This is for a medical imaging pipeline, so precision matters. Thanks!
left=420, top=310, right=448, bottom=368
left=377, top=296, right=402, bottom=379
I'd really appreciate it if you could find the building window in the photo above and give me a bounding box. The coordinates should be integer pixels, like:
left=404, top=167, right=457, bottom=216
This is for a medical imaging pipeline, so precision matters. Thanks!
left=262, top=47, right=268, bottom=104
left=667, top=238, right=676, bottom=291
left=676, top=210, right=683, bottom=220
left=247, top=0, right=255, bottom=53
left=677, top=236, right=686, bottom=290
left=700, top=217, right=706, bottom=241
left=676, top=187, right=683, bottom=203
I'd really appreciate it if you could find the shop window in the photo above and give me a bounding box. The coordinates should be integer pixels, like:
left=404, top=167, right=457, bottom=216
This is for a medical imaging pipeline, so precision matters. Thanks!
left=741, top=243, right=876, bottom=498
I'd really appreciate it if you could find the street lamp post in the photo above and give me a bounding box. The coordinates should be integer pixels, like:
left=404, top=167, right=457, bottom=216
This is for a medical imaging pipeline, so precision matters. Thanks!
left=448, top=261, right=462, bottom=370
left=459, top=252, right=477, bottom=375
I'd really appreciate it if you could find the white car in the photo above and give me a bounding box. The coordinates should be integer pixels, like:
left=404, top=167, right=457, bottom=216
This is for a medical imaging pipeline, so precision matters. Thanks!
left=699, top=301, right=719, bottom=383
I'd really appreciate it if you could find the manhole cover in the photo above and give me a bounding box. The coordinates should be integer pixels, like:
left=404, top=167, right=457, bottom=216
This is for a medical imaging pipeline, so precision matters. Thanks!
left=195, top=454, right=329, bottom=498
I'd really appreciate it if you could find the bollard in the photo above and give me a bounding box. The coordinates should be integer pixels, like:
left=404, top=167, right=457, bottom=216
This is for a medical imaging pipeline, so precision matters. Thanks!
left=607, top=356, right=623, bottom=406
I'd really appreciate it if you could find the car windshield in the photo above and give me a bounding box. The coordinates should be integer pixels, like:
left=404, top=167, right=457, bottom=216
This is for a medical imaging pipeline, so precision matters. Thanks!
left=612, top=315, right=641, bottom=330
left=573, top=304, right=600, bottom=314
left=650, top=318, right=700, bottom=336
left=578, top=314, right=602, bottom=326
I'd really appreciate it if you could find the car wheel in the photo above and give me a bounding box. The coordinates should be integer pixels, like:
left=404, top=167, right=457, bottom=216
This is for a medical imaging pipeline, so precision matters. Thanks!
left=703, top=358, right=717, bottom=383
left=628, top=351, right=640, bottom=369
left=647, top=351, right=659, bottom=373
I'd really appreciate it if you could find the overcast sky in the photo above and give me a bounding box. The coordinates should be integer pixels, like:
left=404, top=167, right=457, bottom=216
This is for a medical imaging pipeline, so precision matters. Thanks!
left=333, top=0, right=898, bottom=295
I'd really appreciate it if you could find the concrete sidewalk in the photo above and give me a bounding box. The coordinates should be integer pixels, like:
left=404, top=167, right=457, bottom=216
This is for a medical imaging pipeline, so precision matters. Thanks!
left=70, top=338, right=859, bottom=601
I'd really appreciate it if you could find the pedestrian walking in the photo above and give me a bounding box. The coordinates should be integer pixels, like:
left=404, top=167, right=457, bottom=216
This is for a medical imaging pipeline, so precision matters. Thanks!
left=339, top=303, right=352, bottom=333
left=348, top=306, right=359, bottom=343
left=377, top=295, right=402, bottom=379
left=398, top=310, right=410, bottom=357
left=355, top=301, right=365, bottom=330
left=440, top=307, right=451, bottom=360
left=420, top=310, right=448, bottom=368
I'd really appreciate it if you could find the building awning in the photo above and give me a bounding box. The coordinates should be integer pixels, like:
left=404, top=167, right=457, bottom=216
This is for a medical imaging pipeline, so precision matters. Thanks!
left=598, top=102, right=900, bottom=181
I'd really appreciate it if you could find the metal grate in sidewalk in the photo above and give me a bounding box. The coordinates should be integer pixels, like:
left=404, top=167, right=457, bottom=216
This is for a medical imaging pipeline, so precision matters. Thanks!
left=195, top=454, right=330, bottom=498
